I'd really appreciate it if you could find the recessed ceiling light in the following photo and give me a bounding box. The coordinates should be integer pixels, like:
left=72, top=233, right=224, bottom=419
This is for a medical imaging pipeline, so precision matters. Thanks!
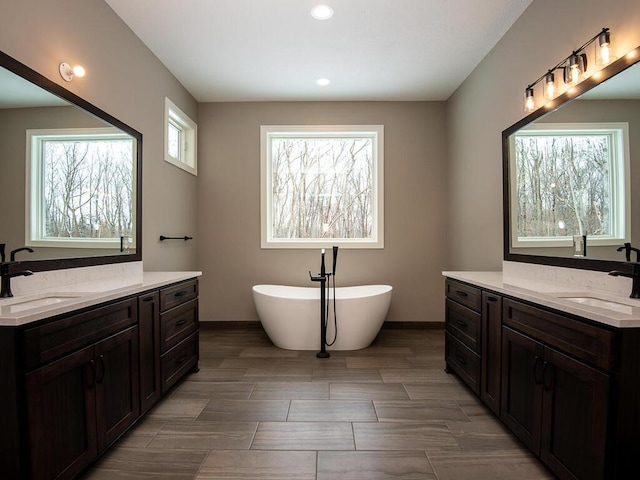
left=316, top=77, right=331, bottom=86
left=311, top=4, right=334, bottom=20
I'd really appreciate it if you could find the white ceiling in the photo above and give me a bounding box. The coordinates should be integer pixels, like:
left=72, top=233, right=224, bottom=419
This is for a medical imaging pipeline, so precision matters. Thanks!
left=104, top=0, right=534, bottom=102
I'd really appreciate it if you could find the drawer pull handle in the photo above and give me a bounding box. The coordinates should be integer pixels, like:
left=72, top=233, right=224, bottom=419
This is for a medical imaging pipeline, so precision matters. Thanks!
left=86, top=360, right=96, bottom=389
left=175, top=318, right=188, bottom=327
left=487, top=297, right=498, bottom=302
left=533, top=356, right=544, bottom=385
left=174, top=291, right=188, bottom=298
left=455, top=354, right=467, bottom=365
left=176, top=354, right=188, bottom=366
left=96, top=355, right=106, bottom=384
left=142, top=296, right=154, bottom=303
left=456, top=291, right=468, bottom=298
left=542, top=362, right=555, bottom=392
left=455, top=319, right=467, bottom=328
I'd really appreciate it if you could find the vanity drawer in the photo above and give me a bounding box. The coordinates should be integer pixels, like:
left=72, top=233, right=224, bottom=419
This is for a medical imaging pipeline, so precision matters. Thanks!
left=24, top=298, right=137, bottom=370
left=161, top=331, right=198, bottom=394
left=160, top=298, right=198, bottom=352
left=446, top=279, right=482, bottom=312
left=160, top=279, right=198, bottom=312
left=445, top=298, right=481, bottom=353
left=503, top=298, right=615, bottom=371
left=445, top=332, right=480, bottom=394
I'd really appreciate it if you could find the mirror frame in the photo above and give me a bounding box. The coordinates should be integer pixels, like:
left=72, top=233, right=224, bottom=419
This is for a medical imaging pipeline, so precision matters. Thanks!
left=0, top=50, right=142, bottom=272
left=503, top=46, right=640, bottom=272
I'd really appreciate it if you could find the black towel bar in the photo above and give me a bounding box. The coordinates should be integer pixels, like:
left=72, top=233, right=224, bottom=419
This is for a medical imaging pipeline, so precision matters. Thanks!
left=159, top=235, right=193, bottom=241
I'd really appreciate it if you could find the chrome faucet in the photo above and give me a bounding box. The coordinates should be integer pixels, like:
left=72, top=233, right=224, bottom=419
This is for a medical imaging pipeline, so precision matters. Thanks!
left=610, top=243, right=640, bottom=298
left=0, top=244, right=35, bottom=298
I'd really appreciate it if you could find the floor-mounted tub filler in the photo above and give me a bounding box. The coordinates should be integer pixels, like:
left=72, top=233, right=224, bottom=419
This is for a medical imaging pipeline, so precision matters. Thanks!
left=252, top=283, right=392, bottom=351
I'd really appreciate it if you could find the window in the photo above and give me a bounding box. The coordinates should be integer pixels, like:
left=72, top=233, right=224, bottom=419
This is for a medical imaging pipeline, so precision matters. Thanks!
left=510, top=122, right=630, bottom=248
left=164, top=97, right=197, bottom=175
left=26, top=128, right=136, bottom=249
left=260, top=125, right=384, bottom=249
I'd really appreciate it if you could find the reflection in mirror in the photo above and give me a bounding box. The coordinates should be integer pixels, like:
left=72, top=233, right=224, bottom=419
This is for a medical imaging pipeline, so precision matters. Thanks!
left=0, top=51, right=141, bottom=272
left=503, top=47, right=640, bottom=271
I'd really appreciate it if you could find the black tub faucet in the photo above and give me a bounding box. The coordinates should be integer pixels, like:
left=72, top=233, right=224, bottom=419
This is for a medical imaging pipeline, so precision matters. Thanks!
left=0, top=245, right=35, bottom=298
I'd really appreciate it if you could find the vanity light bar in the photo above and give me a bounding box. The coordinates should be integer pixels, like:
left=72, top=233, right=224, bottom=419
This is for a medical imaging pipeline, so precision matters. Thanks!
left=523, top=27, right=614, bottom=112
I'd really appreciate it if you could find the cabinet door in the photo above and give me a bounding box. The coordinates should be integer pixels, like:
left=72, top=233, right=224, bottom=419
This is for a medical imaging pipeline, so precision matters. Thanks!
left=541, top=348, right=609, bottom=480
left=500, top=326, right=544, bottom=453
left=94, top=326, right=140, bottom=452
left=26, top=345, right=97, bottom=480
left=139, top=292, right=161, bottom=413
left=481, top=292, right=502, bottom=414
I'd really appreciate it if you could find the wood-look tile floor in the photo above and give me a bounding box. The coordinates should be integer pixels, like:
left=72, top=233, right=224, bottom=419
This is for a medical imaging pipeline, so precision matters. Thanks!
left=81, top=327, right=554, bottom=479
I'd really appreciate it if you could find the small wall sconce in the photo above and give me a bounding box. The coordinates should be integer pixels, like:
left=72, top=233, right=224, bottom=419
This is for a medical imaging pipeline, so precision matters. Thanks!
left=523, top=28, right=614, bottom=112
left=59, top=62, right=86, bottom=82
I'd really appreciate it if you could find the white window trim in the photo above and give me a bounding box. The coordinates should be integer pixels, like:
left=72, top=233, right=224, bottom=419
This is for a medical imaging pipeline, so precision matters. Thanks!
left=164, top=97, right=197, bottom=176
left=260, top=125, right=384, bottom=249
left=25, top=127, right=136, bottom=249
left=510, top=122, right=630, bottom=249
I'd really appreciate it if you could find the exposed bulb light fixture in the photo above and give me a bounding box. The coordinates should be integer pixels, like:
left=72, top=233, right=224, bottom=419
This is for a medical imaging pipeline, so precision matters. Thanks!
left=311, top=4, right=334, bottom=20
left=543, top=71, right=555, bottom=100
left=316, top=77, right=331, bottom=86
left=524, top=87, right=535, bottom=113
left=563, top=52, right=587, bottom=85
left=596, top=29, right=615, bottom=65
left=522, top=28, right=613, bottom=113
left=59, top=62, right=86, bottom=82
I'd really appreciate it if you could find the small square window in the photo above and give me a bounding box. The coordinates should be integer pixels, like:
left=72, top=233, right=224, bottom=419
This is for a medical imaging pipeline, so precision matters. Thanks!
left=164, top=97, right=197, bottom=175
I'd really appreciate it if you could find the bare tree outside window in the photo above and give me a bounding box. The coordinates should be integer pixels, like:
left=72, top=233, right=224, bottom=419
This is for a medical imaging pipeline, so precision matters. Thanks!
left=271, top=137, right=373, bottom=239
left=42, top=139, right=134, bottom=240
left=512, top=123, right=628, bottom=248
left=261, top=125, right=384, bottom=248
left=27, top=129, right=136, bottom=248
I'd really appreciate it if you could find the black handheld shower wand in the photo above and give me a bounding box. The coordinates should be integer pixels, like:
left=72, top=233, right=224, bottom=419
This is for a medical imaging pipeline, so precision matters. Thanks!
left=332, top=245, right=338, bottom=276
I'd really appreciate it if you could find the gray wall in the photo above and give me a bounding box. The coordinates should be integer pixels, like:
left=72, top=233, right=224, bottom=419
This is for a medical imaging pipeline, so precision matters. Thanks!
left=0, top=0, right=199, bottom=270
left=197, top=102, right=448, bottom=323
left=447, top=0, right=640, bottom=271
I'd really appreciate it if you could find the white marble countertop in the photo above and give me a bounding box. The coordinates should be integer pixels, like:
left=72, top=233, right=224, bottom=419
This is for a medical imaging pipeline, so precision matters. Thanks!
left=443, top=271, right=640, bottom=329
left=0, top=271, right=202, bottom=327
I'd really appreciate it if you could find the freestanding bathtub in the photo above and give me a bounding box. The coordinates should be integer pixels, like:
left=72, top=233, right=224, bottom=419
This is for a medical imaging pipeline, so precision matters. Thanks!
left=252, top=284, right=392, bottom=351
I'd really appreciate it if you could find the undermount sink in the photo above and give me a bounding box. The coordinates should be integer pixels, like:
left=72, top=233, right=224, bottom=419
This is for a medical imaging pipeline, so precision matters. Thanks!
left=1, top=294, right=85, bottom=314
left=556, top=295, right=635, bottom=315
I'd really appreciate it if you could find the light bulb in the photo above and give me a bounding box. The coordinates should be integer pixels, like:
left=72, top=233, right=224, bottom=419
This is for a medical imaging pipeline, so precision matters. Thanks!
left=564, top=54, right=585, bottom=85
left=544, top=72, right=555, bottom=100
left=72, top=65, right=86, bottom=78
left=59, top=62, right=86, bottom=82
left=316, top=77, right=331, bottom=86
left=524, top=87, right=535, bottom=113
left=596, top=29, right=615, bottom=66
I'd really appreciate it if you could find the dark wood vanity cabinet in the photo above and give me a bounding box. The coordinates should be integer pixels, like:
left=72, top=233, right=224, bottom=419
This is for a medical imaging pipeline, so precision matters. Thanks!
left=0, top=277, right=199, bottom=480
left=501, top=325, right=609, bottom=480
left=445, top=279, right=500, bottom=402
left=480, top=291, right=502, bottom=414
left=22, top=298, right=140, bottom=480
left=159, top=279, right=199, bottom=393
left=138, top=292, right=161, bottom=414
left=445, top=278, right=640, bottom=480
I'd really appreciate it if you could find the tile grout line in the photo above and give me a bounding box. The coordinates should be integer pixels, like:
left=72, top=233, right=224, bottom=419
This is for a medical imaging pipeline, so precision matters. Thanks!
left=424, top=449, right=442, bottom=480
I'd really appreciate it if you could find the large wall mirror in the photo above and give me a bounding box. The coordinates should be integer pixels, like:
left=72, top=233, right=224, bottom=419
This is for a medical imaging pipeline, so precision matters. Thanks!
left=503, top=46, right=640, bottom=272
left=0, top=51, right=142, bottom=272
